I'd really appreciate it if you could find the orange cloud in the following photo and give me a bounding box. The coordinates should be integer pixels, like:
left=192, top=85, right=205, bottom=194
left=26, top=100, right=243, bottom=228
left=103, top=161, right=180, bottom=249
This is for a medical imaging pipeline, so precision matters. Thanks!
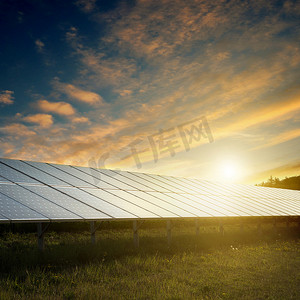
left=35, top=39, right=45, bottom=53
left=54, top=81, right=104, bottom=105
left=23, top=113, right=53, bottom=128
left=0, top=90, right=14, bottom=105
left=37, top=99, right=76, bottom=116
left=72, top=116, right=90, bottom=123
left=75, top=0, right=96, bottom=13
left=217, top=96, right=300, bottom=138
left=0, top=123, right=36, bottom=136
left=251, top=128, right=300, bottom=151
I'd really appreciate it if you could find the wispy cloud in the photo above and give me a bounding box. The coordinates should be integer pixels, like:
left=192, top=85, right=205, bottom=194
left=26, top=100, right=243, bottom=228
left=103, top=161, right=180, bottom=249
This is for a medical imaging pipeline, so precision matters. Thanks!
left=72, top=116, right=90, bottom=123
left=35, top=39, right=45, bottom=53
left=0, top=123, right=36, bottom=136
left=74, top=0, right=96, bottom=13
left=0, top=90, right=14, bottom=105
left=251, top=128, right=300, bottom=151
left=53, top=79, right=104, bottom=105
left=37, top=99, right=76, bottom=116
left=219, top=96, right=300, bottom=136
left=23, top=113, right=53, bottom=128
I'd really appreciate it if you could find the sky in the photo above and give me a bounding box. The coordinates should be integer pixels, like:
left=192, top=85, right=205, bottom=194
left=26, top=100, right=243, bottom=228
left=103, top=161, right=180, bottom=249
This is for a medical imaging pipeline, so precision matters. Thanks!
left=0, top=0, right=299, bottom=184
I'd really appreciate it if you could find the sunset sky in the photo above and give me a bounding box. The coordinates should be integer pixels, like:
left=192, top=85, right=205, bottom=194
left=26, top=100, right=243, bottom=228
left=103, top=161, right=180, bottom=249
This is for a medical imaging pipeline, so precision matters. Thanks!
left=0, top=0, right=299, bottom=184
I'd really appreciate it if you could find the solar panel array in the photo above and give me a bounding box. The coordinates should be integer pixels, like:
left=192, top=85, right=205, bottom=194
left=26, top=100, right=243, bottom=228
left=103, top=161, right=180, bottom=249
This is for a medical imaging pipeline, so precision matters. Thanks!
left=0, top=158, right=300, bottom=223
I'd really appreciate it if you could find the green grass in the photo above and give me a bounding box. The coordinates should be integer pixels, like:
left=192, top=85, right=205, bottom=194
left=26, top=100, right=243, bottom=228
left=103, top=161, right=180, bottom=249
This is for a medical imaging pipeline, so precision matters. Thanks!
left=0, top=222, right=300, bottom=299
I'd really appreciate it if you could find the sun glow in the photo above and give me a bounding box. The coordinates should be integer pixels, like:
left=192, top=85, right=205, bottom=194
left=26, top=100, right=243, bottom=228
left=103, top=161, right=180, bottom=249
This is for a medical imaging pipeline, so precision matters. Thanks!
left=219, top=160, right=242, bottom=182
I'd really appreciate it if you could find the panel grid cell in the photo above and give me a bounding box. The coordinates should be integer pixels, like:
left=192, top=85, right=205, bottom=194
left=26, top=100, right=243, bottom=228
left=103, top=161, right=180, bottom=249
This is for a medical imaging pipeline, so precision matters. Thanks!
left=129, top=191, right=196, bottom=218
left=130, top=172, right=183, bottom=193
left=148, top=192, right=212, bottom=217
left=25, top=185, right=111, bottom=220
left=82, top=188, right=159, bottom=218
left=25, top=161, right=92, bottom=188
left=74, top=166, right=137, bottom=190
left=55, top=186, right=136, bottom=219
left=108, top=190, right=178, bottom=218
left=0, top=183, right=81, bottom=221
left=92, top=168, right=155, bottom=191
left=120, top=171, right=170, bottom=192
left=0, top=161, right=40, bottom=185
left=0, top=191, right=49, bottom=221
left=165, top=193, right=227, bottom=217
left=1, top=159, right=67, bottom=186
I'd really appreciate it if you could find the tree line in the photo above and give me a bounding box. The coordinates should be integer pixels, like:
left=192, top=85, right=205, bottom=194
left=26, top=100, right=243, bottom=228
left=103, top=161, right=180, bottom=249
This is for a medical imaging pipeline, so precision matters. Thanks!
left=256, top=175, right=300, bottom=190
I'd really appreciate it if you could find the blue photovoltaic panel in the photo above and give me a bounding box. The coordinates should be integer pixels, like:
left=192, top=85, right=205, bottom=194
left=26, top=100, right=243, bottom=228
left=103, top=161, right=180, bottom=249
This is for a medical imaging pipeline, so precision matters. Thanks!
left=96, top=169, right=155, bottom=191
left=25, top=185, right=112, bottom=220
left=0, top=174, right=10, bottom=183
left=0, top=183, right=81, bottom=221
left=122, top=171, right=171, bottom=192
left=150, top=174, right=195, bottom=194
left=0, top=214, right=10, bottom=222
left=76, top=166, right=138, bottom=190
left=157, top=192, right=218, bottom=217
left=1, top=158, right=68, bottom=186
left=159, top=175, right=209, bottom=195
left=0, top=191, right=49, bottom=222
left=128, top=190, right=196, bottom=218
left=0, top=161, right=40, bottom=185
left=108, top=189, right=178, bottom=218
left=0, top=158, right=299, bottom=224
left=147, top=191, right=209, bottom=217
left=53, top=164, right=116, bottom=189
left=79, top=167, right=155, bottom=191
left=131, top=172, right=185, bottom=193
left=169, top=193, right=231, bottom=217
left=82, top=188, right=159, bottom=218
left=26, top=161, right=94, bottom=188
left=55, top=186, right=136, bottom=219
left=116, top=171, right=169, bottom=192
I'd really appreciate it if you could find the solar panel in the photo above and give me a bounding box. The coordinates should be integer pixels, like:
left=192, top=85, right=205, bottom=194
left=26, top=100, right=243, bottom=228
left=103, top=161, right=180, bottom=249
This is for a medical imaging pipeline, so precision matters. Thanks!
left=0, top=213, right=10, bottom=222
left=25, top=185, right=111, bottom=220
left=0, top=160, right=40, bottom=185
left=0, top=183, right=80, bottom=221
left=160, top=175, right=210, bottom=195
left=75, top=166, right=139, bottom=190
left=0, top=158, right=299, bottom=225
left=0, top=191, right=49, bottom=222
left=163, top=193, right=224, bottom=217
left=123, top=171, right=171, bottom=192
left=131, top=172, right=185, bottom=193
left=55, top=186, right=136, bottom=219
left=178, top=193, right=241, bottom=217
left=52, top=164, right=116, bottom=189
left=0, top=158, right=68, bottom=186
left=128, top=190, right=196, bottom=218
left=80, top=167, right=155, bottom=191
left=108, top=189, right=178, bottom=218
left=0, top=174, right=10, bottom=183
left=147, top=192, right=211, bottom=217
left=24, top=161, right=93, bottom=188
left=81, top=188, right=159, bottom=218
left=201, top=180, right=300, bottom=213
left=148, top=174, right=196, bottom=194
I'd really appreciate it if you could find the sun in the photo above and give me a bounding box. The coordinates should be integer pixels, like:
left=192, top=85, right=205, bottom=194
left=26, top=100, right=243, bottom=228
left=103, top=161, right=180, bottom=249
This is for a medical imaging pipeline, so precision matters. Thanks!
left=219, top=160, right=241, bottom=182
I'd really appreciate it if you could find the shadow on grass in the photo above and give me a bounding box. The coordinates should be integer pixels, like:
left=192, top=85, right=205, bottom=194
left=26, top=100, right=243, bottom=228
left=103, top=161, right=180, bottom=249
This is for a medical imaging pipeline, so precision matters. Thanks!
left=0, top=225, right=299, bottom=278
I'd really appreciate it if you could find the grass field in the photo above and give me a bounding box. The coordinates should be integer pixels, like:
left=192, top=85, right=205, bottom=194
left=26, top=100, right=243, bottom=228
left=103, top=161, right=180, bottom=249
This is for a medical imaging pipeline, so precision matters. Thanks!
left=0, top=221, right=300, bottom=299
